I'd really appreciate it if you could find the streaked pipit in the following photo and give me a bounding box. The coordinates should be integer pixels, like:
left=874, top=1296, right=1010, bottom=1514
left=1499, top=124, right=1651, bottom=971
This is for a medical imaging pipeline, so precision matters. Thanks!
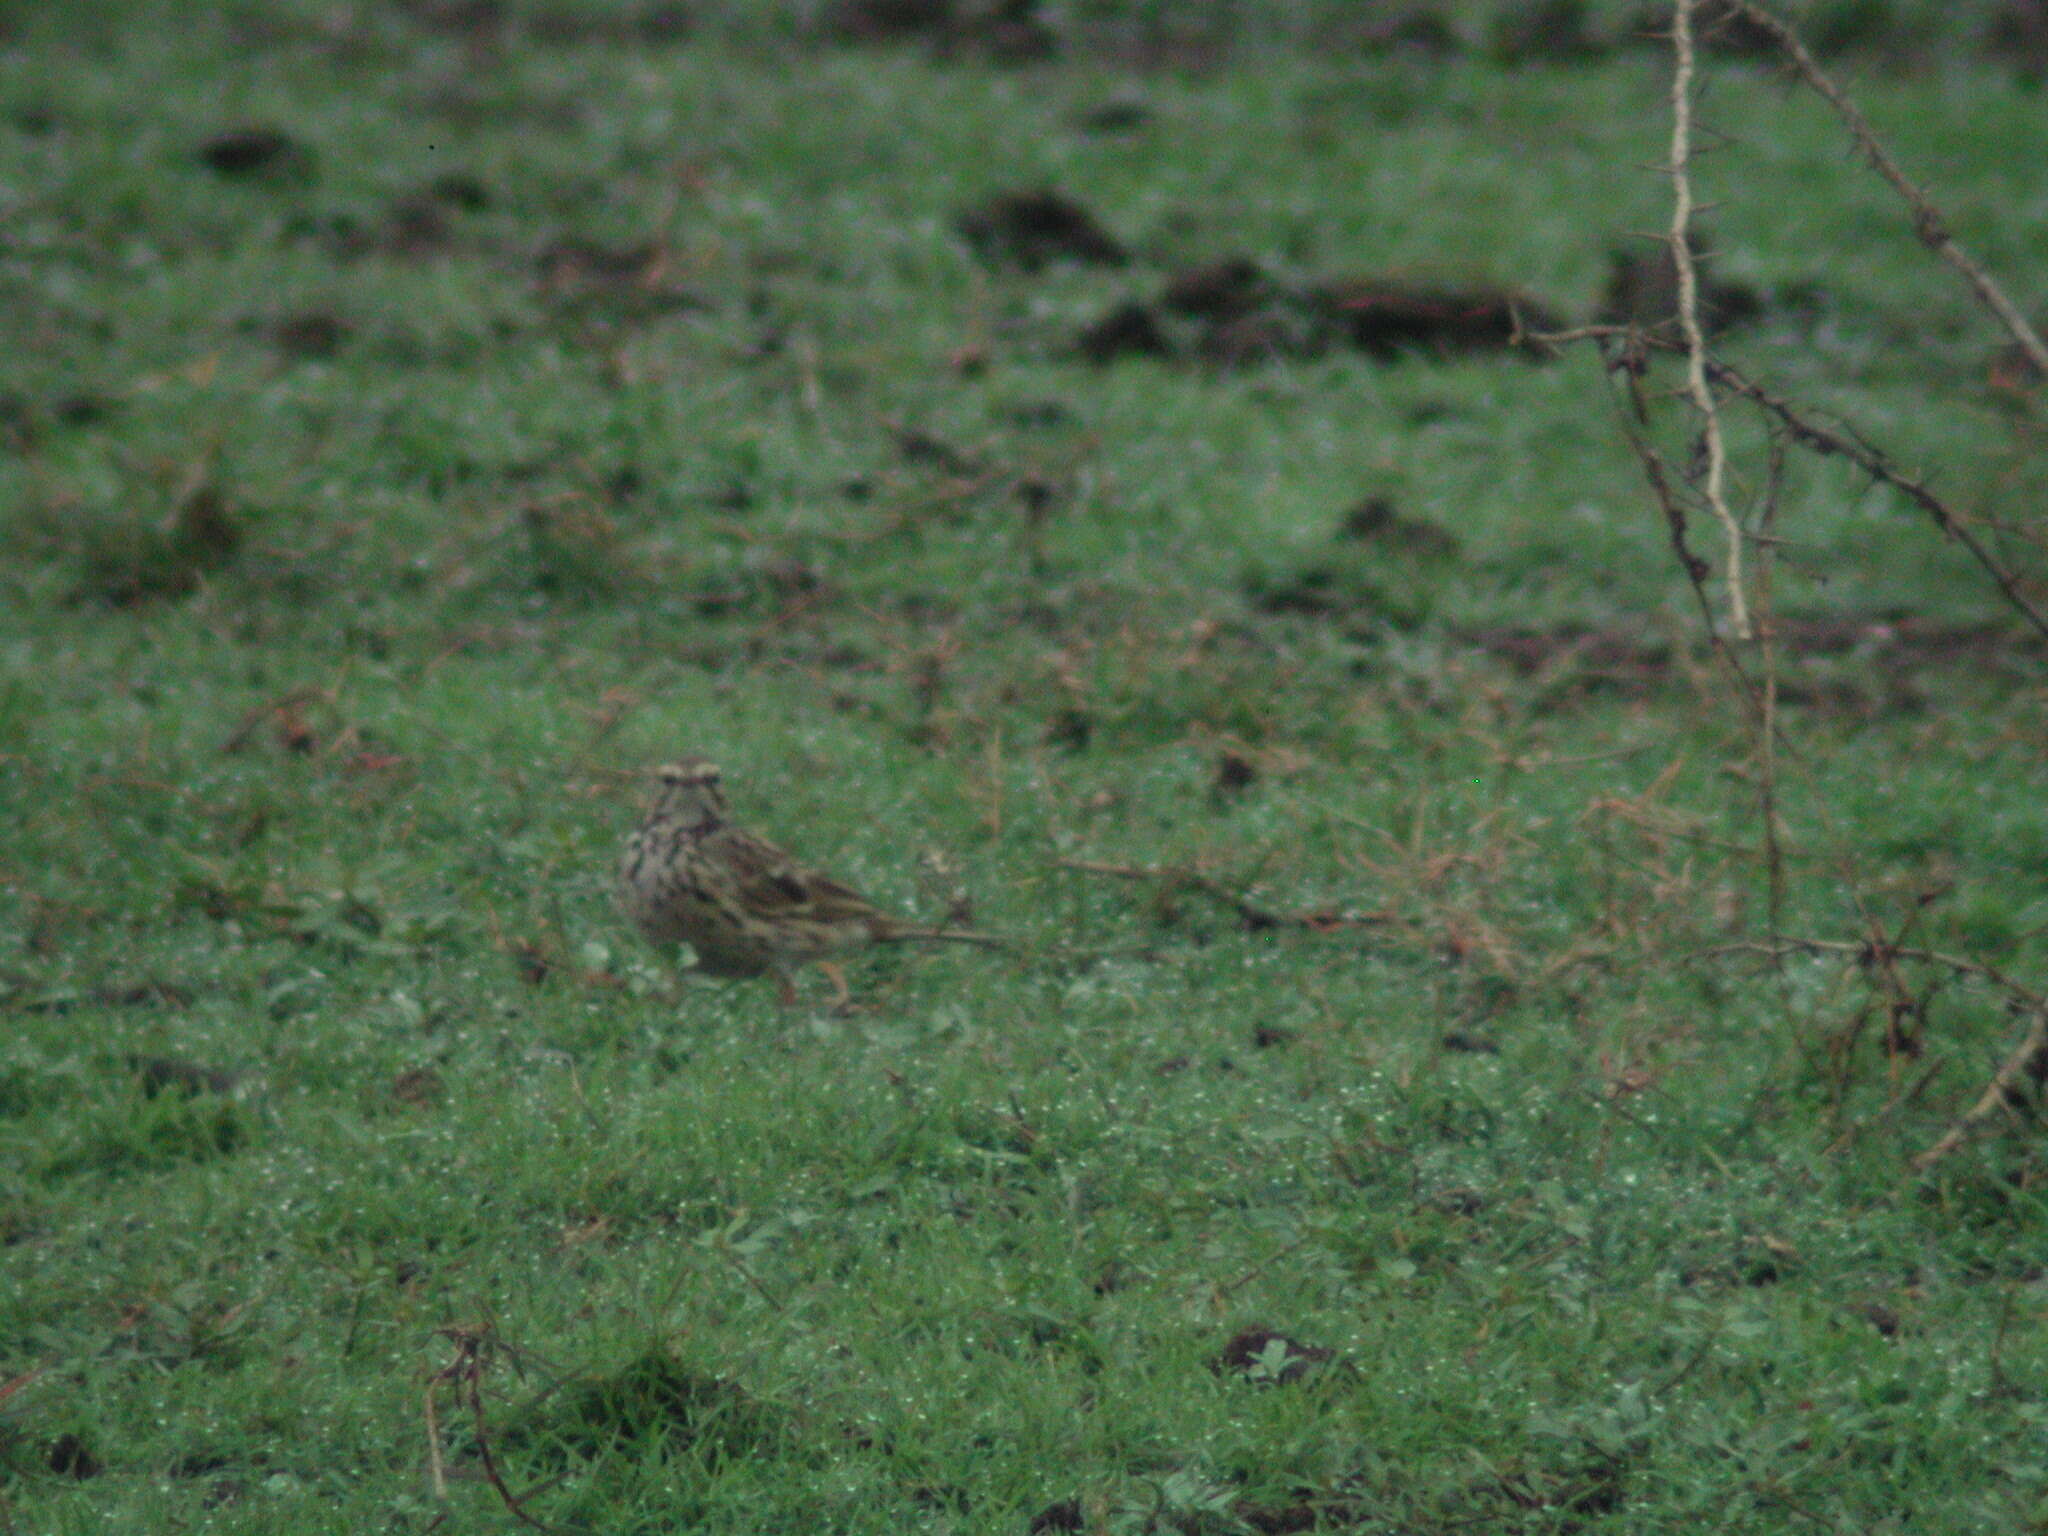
left=617, top=757, right=1002, bottom=1005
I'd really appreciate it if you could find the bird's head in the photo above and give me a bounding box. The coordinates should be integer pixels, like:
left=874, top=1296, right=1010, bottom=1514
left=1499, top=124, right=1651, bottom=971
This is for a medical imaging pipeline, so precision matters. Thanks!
left=648, top=756, right=728, bottom=825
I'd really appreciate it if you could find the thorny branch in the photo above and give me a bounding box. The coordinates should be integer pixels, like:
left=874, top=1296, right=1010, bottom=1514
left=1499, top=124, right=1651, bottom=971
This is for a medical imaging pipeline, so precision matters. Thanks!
left=1722, top=0, right=2048, bottom=378
left=1606, top=335, right=1753, bottom=677
left=1556, top=9, right=2048, bottom=1173
left=1668, top=0, right=1751, bottom=638
left=1705, top=360, right=2048, bottom=645
left=1535, top=332, right=2048, bottom=649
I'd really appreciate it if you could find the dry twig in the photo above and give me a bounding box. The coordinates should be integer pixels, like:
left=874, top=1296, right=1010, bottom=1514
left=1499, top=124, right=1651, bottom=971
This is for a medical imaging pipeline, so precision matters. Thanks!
left=424, top=1325, right=570, bottom=1533
left=219, top=686, right=326, bottom=754
left=1604, top=336, right=1762, bottom=691
left=1754, top=439, right=1788, bottom=951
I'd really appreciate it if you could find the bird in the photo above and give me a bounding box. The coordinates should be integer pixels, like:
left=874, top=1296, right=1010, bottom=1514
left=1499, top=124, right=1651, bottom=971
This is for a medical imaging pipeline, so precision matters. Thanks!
left=616, top=757, right=1004, bottom=1006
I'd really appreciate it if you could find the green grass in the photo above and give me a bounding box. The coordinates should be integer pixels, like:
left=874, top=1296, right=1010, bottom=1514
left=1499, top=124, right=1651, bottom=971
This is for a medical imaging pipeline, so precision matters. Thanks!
left=4, top=2, right=2048, bottom=1531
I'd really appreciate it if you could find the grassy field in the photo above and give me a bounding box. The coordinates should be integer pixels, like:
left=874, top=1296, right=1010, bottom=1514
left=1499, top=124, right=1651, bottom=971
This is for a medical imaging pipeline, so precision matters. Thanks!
left=4, top=1, right=2048, bottom=1531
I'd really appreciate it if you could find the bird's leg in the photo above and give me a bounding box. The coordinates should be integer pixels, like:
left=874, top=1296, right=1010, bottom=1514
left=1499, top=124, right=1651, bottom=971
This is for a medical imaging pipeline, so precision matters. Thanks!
left=818, top=960, right=851, bottom=1011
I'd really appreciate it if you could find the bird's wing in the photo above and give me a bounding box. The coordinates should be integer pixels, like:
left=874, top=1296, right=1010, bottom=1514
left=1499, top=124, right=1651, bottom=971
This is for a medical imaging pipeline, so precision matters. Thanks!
left=709, top=827, right=885, bottom=925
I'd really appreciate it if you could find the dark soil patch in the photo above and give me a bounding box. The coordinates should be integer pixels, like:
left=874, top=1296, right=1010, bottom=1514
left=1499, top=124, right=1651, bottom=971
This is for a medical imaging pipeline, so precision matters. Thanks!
left=376, top=174, right=491, bottom=255
left=823, top=0, right=954, bottom=41
left=198, top=126, right=311, bottom=179
left=1491, top=0, right=1608, bottom=61
left=3, top=393, right=122, bottom=451
left=1471, top=617, right=2036, bottom=676
left=958, top=190, right=1126, bottom=270
left=1075, top=301, right=1170, bottom=364
left=1161, top=257, right=1274, bottom=320
left=1492, top=1451, right=1631, bottom=1522
left=12, top=981, right=194, bottom=1015
left=891, top=424, right=979, bottom=476
left=1233, top=1497, right=1323, bottom=1534
left=423, top=171, right=491, bottom=210
left=1242, top=497, right=1452, bottom=631
left=1986, top=2, right=2048, bottom=74
left=1322, top=276, right=1564, bottom=358
left=401, top=0, right=510, bottom=40
left=526, top=3, right=694, bottom=45
left=1619, top=0, right=1923, bottom=57
left=1466, top=624, right=1682, bottom=682
left=1455, top=616, right=2034, bottom=712
left=534, top=239, right=708, bottom=320
left=1689, top=0, right=1792, bottom=57
left=269, top=311, right=351, bottom=360
left=45, top=1433, right=100, bottom=1480
left=68, top=482, right=243, bottom=608
left=1075, top=98, right=1149, bottom=134
left=1242, top=559, right=1425, bottom=630
left=1214, top=1327, right=1334, bottom=1385
left=1349, top=4, right=1464, bottom=56
left=380, top=195, right=454, bottom=255
left=1213, top=749, right=1258, bottom=795
left=1078, top=257, right=1565, bottom=366
left=934, top=2, right=1059, bottom=63
left=391, top=1068, right=445, bottom=1109
left=1337, top=495, right=1461, bottom=558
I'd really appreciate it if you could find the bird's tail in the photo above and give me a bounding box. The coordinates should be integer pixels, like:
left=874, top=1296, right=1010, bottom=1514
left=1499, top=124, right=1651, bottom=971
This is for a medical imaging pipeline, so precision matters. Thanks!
left=873, top=925, right=1011, bottom=950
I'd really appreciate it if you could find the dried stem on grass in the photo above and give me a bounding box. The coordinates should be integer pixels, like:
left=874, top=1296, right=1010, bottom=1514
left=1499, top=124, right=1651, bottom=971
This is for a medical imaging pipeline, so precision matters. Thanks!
left=1723, top=0, right=2048, bottom=378
left=219, top=686, right=328, bottom=753
left=1605, top=328, right=1790, bottom=942
left=1910, top=1009, right=2048, bottom=1172
left=1707, top=935, right=2042, bottom=1014
left=424, top=1324, right=570, bottom=1533
left=1057, top=858, right=1386, bottom=934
